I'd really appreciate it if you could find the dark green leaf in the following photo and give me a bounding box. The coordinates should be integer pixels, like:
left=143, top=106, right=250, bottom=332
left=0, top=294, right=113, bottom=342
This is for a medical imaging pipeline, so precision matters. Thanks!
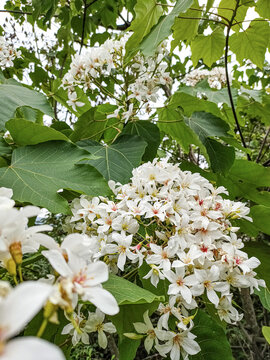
left=122, top=121, right=160, bottom=161
left=192, top=310, right=233, bottom=360
left=77, top=135, right=147, bottom=184
left=6, top=119, right=69, bottom=145
left=244, top=241, right=270, bottom=287
left=0, top=141, right=111, bottom=214
left=0, top=84, right=54, bottom=130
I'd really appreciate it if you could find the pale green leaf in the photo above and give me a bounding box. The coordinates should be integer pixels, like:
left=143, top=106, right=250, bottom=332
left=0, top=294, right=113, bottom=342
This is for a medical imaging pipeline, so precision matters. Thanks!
left=172, top=0, right=201, bottom=47
left=140, top=0, right=193, bottom=56
left=218, top=0, right=248, bottom=32
left=230, top=21, right=270, bottom=68
left=255, top=286, right=270, bottom=312
left=125, top=0, right=163, bottom=60
left=262, top=326, right=270, bottom=344
left=0, top=141, right=111, bottom=214
left=103, top=274, right=164, bottom=305
left=256, top=0, right=270, bottom=19
left=191, top=28, right=225, bottom=67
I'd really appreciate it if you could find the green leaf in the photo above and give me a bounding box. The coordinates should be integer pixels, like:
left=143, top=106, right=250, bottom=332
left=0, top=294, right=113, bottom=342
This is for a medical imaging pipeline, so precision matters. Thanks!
left=191, top=28, right=225, bottom=67
left=122, top=121, right=160, bottom=161
left=0, top=137, right=12, bottom=157
left=103, top=274, right=164, bottom=305
left=158, top=106, right=204, bottom=153
left=184, top=112, right=230, bottom=140
left=228, top=160, right=270, bottom=188
left=218, top=0, right=248, bottom=32
left=0, top=84, right=54, bottom=130
left=140, top=0, right=193, bottom=56
left=262, top=326, right=270, bottom=344
left=70, top=106, right=115, bottom=142
left=6, top=119, right=69, bottom=146
left=0, top=141, right=111, bottom=214
left=125, top=0, right=163, bottom=60
left=255, top=286, right=270, bottom=312
left=204, top=138, right=235, bottom=175
left=181, top=81, right=238, bottom=107
left=230, top=21, right=270, bottom=69
left=250, top=205, right=270, bottom=235
left=244, top=240, right=270, bottom=287
left=77, top=135, right=147, bottom=184
left=192, top=310, right=233, bottom=360
left=256, top=0, right=270, bottom=19
left=169, top=91, right=223, bottom=118
left=172, top=0, right=201, bottom=47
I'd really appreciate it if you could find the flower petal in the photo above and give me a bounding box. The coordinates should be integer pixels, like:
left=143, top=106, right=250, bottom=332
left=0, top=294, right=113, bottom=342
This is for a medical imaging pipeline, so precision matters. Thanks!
left=3, top=337, right=65, bottom=360
left=0, top=282, right=53, bottom=340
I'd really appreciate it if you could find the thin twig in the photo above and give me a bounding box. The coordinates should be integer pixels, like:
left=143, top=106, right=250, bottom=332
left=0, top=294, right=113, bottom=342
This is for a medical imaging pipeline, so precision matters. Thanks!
left=256, top=126, right=270, bottom=163
left=224, top=0, right=251, bottom=160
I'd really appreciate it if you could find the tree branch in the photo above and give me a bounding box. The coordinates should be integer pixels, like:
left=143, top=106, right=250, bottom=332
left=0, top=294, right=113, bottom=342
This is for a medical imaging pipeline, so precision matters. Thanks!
left=256, top=126, right=270, bottom=163
left=224, top=0, right=251, bottom=161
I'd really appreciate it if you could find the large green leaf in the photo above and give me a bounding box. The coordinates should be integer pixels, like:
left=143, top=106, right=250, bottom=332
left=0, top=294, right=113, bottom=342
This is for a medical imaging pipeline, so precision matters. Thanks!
left=158, top=106, right=204, bottom=153
left=218, top=0, right=248, bottom=32
left=244, top=241, right=270, bottom=288
left=191, top=28, right=225, bottom=67
left=103, top=274, right=164, bottom=305
left=184, top=112, right=230, bottom=140
left=70, top=105, right=118, bottom=142
left=140, top=0, right=193, bottom=56
left=0, top=84, right=54, bottom=130
left=125, top=0, right=163, bottom=60
left=169, top=91, right=223, bottom=118
left=192, top=310, right=233, bottom=360
left=250, top=205, right=270, bottom=235
left=205, top=138, right=235, bottom=175
left=230, top=21, right=270, bottom=69
left=6, top=119, right=69, bottom=145
left=122, top=120, right=160, bottom=161
left=77, top=135, right=147, bottom=184
left=256, top=0, right=270, bottom=19
left=172, top=0, right=201, bottom=47
left=0, top=141, right=111, bottom=214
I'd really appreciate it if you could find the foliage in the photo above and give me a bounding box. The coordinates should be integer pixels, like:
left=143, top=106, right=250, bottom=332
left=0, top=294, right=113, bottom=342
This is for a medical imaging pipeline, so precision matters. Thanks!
left=0, top=0, right=270, bottom=359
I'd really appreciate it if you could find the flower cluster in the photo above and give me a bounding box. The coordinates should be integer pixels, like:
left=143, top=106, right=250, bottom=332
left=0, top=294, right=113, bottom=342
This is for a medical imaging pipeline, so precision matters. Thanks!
left=0, top=36, right=21, bottom=68
left=67, top=158, right=264, bottom=359
left=62, top=37, right=172, bottom=120
left=184, top=67, right=227, bottom=89
left=0, top=188, right=119, bottom=360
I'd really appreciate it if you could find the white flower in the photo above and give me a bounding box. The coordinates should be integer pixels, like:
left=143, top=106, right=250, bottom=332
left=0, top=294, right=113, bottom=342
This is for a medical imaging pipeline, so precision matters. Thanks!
left=84, top=308, right=116, bottom=349
left=165, top=268, right=197, bottom=304
left=43, top=250, right=119, bottom=315
left=0, top=281, right=65, bottom=360
left=155, top=330, right=200, bottom=360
